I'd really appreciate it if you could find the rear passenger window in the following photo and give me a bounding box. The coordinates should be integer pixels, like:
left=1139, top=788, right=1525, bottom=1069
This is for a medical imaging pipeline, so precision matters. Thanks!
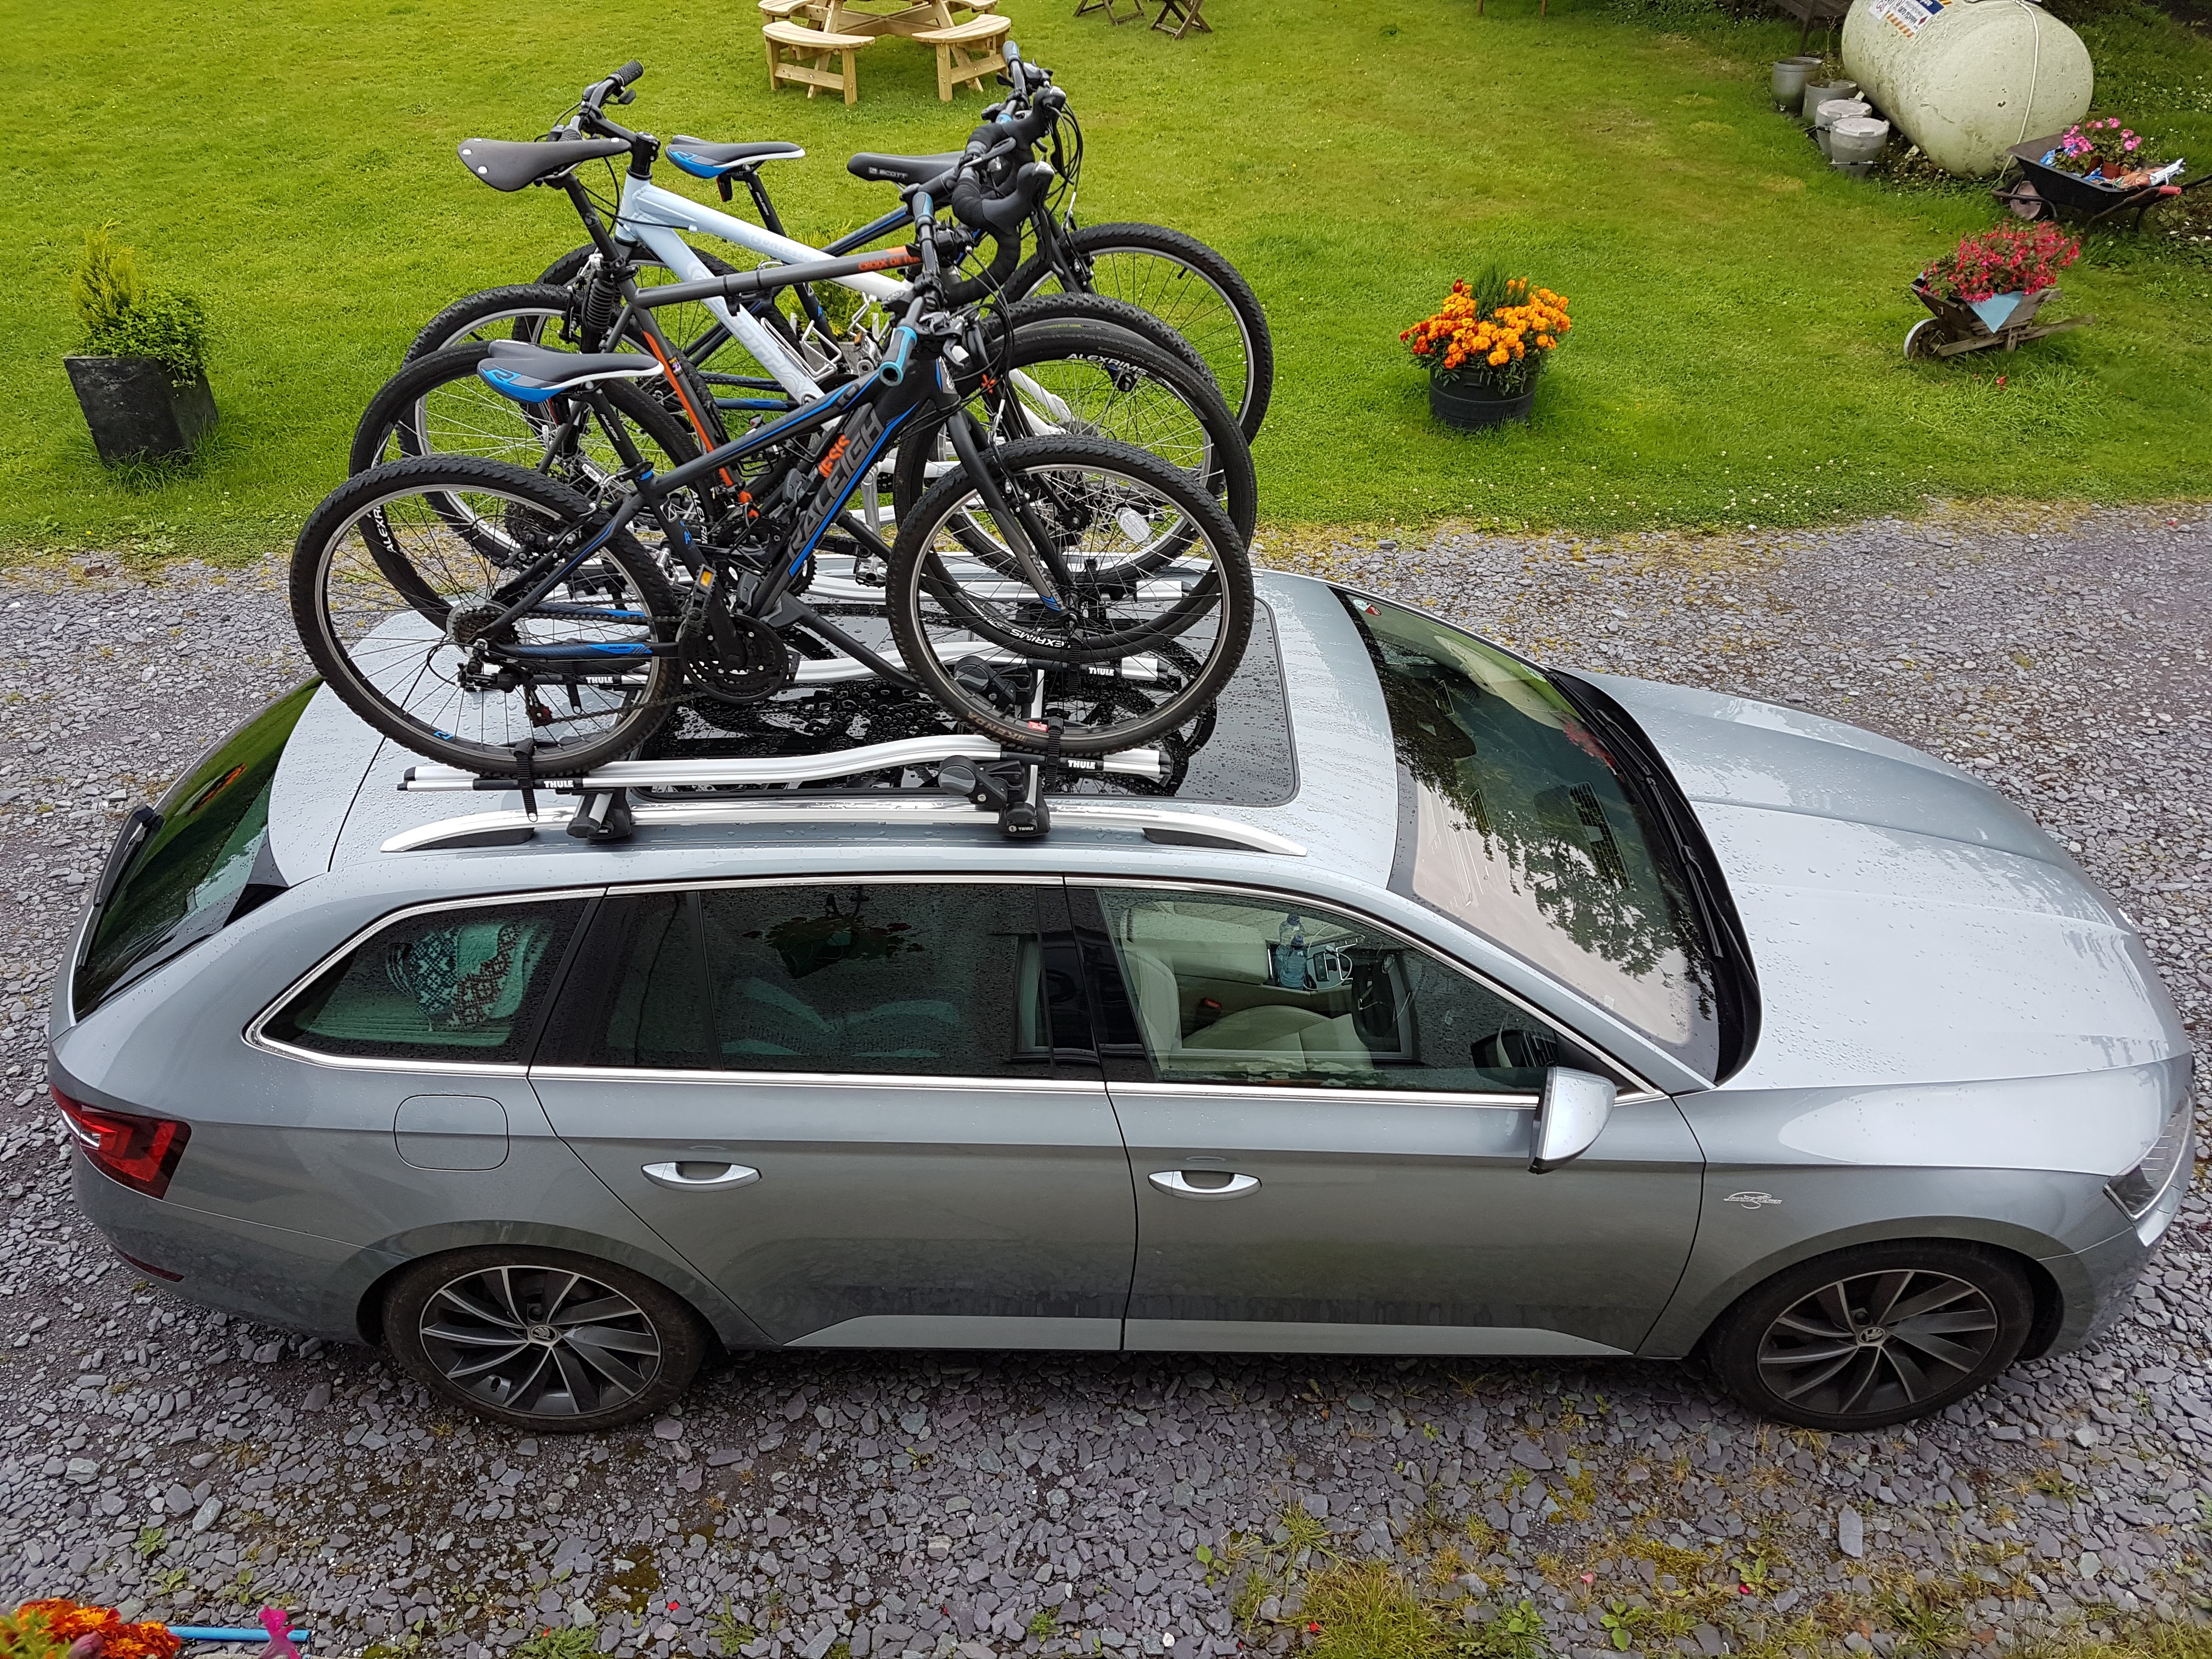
left=263, top=899, right=583, bottom=1064
left=1088, top=888, right=1609, bottom=1093
left=542, top=883, right=1087, bottom=1079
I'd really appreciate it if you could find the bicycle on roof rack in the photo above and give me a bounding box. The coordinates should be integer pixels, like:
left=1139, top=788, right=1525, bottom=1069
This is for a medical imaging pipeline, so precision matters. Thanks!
left=407, top=49, right=1272, bottom=442
left=290, top=110, right=1254, bottom=785
left=364, top=59, right=1256, bottom=555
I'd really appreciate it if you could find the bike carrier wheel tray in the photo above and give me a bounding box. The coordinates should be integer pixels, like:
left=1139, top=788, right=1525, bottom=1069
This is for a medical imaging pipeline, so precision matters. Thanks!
left=386, top=735, right=1306, bottom=857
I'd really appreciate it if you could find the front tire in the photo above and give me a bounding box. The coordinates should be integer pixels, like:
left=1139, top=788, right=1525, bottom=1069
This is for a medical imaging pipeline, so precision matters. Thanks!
left=1008, top=222, right=1274, bottom=440
left=382, top=1246, right=706, bottom=1432
left=1702, top=1240, right=2034, bottom=1431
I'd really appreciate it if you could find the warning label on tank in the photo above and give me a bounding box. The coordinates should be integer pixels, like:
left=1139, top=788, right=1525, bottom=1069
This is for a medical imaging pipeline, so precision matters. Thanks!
left=1865, top=0, right=1945, bottom=35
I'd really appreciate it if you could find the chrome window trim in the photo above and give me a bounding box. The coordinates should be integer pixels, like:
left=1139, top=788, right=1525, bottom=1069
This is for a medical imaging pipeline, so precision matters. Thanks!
left=1107, top=1079, right=1665, bottom=1110
left=604, top=871, right=1067, bottom=897
left=243, top=886, right=606, bottom=1069
left=529, top=1064, right=1105, bottom=1093
left=1076, top=874, right=1663, bottom=1099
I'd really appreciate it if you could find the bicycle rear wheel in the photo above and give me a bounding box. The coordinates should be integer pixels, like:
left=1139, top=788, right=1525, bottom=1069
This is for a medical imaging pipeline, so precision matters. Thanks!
left=291, top=454, right=680, bottom=776
left=885, top=436, right=1252, bottom=755
left=1008, top=222, right=1274, bottom=441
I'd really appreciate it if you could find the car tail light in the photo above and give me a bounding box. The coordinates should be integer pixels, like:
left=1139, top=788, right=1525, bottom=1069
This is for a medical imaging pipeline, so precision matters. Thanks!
left=53, top=1086, right=190, bottom=1199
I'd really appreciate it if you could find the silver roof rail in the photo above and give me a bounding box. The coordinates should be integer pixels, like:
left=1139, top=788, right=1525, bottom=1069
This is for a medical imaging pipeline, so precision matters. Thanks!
left=381, top=797, right=1307, bottom=857
left=386, top=734, right=1301, bottom=855
left=399, top=737, right=1163, bottom=794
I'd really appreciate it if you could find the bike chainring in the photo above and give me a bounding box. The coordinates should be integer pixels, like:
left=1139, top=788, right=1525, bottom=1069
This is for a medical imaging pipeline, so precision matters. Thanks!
left=682, top=608, right=794, bottom=705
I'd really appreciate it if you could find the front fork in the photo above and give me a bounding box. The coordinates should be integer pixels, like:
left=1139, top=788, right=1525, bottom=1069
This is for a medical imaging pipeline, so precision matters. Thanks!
left=935, top=381, right=1075, bottom=608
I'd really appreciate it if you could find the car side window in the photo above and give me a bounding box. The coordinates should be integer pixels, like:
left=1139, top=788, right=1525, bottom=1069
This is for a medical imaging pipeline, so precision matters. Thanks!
left=543, top=884, right=1088, bottom=1079
left=264, top=899, right=584, bottom=1064
left=1087, top=888, right=1609, bottom=1093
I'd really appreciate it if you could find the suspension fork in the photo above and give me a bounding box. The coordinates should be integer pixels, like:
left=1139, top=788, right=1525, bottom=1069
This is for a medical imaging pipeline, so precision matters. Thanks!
left=941, top=403, right=1074, bottom=606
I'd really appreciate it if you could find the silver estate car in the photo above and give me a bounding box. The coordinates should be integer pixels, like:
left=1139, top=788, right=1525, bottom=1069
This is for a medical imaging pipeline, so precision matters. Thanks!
left=50, top=573, right=2190, bottom=1435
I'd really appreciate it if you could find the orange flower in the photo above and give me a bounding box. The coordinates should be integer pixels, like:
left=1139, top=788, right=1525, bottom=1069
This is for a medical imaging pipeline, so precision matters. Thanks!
left=15, top=1602, right=183, bottom=1659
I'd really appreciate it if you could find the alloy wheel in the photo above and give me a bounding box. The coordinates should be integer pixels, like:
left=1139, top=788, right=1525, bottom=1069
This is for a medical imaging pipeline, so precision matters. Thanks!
left=416, top=1262, right=663, bottom=1419
left=1755, top=1268, right=2001, bottom=1420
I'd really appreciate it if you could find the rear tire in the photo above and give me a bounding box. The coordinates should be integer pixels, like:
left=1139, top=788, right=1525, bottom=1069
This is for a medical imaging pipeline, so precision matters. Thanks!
left=1702, top=1240, right=2034, bottom=1431
left=291, top=454, right=680, bottom=777
left=383, top=1245, right=706, bottom=1432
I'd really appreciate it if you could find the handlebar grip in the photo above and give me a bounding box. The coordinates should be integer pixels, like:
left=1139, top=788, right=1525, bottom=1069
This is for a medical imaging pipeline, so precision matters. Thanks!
left=948, top=161, right=1053, bottom=238
left=613, top=60, right=644, bottom=85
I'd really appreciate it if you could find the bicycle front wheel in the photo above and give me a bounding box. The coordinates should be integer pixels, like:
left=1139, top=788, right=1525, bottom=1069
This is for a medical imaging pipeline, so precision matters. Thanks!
left=888, top=317, right=1256, bottom=553
left=291, top=454, right=680, bottom=776
left=1008, top=222, right=1274, bottom=441
left=885, top=436, right=1253, bottom=755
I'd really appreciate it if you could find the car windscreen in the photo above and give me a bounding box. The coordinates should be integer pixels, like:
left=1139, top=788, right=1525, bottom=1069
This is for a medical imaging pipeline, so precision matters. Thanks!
left=1341, top=592, right=1723, bottom=1077
left=74, top=682, right=318, bottom=1016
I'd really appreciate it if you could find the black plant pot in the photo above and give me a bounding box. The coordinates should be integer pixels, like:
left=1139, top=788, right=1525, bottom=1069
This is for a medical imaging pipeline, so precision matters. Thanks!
left=1429, top=374, right=1536, bottom=430
left=64, top=356, right=217, bottom=466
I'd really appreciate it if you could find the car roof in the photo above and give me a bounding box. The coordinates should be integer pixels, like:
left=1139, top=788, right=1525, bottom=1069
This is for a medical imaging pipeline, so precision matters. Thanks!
left=266, top=570, right=1403, bottom=894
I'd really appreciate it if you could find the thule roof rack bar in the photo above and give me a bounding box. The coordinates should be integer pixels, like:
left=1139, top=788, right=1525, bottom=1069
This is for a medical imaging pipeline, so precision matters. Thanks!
left=387, top=733, right=1310, bottom=854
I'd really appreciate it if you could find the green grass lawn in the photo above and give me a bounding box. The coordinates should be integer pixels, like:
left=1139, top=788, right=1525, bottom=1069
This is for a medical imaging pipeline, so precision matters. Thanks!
left=4, top=0, right=2209, bottom=555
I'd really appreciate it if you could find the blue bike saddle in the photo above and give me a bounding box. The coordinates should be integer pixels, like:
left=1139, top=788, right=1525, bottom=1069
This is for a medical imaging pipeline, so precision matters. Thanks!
left=666, top=138, right=806, bottom=179
left=477, top=340, right=667, bottom=405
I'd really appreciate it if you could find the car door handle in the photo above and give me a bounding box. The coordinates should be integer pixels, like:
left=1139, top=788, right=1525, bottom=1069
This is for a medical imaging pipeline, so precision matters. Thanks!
left=1148, top=1170, right=1261, bottom=1200
left=642, top=1161, right=760, bottom=1190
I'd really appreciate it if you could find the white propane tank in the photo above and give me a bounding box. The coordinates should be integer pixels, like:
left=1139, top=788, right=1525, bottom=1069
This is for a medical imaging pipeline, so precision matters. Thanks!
left=1842, top=0, right=2094, bottom=177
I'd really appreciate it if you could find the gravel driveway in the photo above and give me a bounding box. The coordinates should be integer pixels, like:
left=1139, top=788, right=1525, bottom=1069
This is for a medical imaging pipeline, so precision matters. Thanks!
left=0, top=506, right=2205, bottom=1659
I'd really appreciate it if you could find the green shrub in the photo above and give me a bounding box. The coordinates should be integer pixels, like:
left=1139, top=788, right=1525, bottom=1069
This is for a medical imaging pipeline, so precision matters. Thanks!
left=71, top=226, right=210, bottom=383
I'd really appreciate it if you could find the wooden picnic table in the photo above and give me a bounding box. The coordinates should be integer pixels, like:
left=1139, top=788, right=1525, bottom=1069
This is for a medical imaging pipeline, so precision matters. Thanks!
left=769, top=0, right=1008, bottom=99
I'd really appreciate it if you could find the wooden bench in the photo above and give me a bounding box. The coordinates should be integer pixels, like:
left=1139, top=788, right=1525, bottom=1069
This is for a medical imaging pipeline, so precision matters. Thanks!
left=911, top=13, right=1011, bottom=100
left=763, top=19, right=874, bottom=104
left=1149, top=0, right=1209, bottom=35
left=1075, top=0, right=1143, bottom=24
left=757, top=0, right=813, bottom=16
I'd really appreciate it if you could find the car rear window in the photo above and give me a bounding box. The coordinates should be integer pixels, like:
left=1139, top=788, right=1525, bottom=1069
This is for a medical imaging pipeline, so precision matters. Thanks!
left=1341, top=592, right=1723, bottom=1077
left=75, top=682, right=317, bottom=1015
left=262, top=899, right=584, bottom=1064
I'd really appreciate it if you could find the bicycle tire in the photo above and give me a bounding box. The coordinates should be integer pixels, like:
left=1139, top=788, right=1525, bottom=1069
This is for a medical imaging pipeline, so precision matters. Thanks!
left=888, top=318, right=1257, bottom=550
left=1007, top=222, right=1274, bottom=441
left=291, top=454, right=680, bottom=777
left=990, top=292, right=1214, bottom=386
left=886, top=436, right=1254, bottom=755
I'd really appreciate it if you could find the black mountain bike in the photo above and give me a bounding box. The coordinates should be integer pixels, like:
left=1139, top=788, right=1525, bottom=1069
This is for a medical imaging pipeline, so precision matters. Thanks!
left=293, top=129, right=1252, bottom=778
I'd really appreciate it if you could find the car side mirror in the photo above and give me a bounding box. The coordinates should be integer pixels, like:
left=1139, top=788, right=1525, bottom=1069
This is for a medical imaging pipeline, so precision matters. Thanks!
left=1529, top=1068, right=1617, bottom=1173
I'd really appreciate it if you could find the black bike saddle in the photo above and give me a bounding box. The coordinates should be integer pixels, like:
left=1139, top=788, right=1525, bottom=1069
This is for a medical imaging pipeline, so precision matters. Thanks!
left=458, top=136, right=631, bottom=193
left=847, top=151, right=963, bottom=188
left=667, top=137, right=807, bottom=179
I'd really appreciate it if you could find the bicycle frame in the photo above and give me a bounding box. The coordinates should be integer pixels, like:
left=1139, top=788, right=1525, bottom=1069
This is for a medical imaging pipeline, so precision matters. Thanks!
left=610, top=171, right=914, bottom=407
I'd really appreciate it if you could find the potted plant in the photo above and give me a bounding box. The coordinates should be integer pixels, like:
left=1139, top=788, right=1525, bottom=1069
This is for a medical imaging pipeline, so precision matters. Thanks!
left=1914, top=222, right=2079, bottom=333
left=2045, top=117, right=2175, bottom=186
left=1402, top=272, right=1571, bottom=430
left=63, top=227, right=215, bottom=467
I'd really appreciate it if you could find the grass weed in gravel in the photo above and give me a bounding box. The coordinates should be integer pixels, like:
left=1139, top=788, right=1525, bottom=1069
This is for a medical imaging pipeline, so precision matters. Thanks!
left=0, top=512, right=2209, bottom=1658
left=4, top=0, right=2212, bottom=555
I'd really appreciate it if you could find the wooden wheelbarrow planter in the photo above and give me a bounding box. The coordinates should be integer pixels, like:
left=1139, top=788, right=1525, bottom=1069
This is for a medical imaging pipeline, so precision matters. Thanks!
left=1903, top=281, right=2090, bottom=360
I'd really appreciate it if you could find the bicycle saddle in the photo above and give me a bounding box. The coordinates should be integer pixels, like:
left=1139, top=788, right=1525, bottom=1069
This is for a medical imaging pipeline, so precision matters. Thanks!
left=848, top=151, right=963, bottom=188
left=477, top=341, right=665, bottom=405
left=458, top=136, right=631, bottom=193
left=667, top=137, right=807, bottom=179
